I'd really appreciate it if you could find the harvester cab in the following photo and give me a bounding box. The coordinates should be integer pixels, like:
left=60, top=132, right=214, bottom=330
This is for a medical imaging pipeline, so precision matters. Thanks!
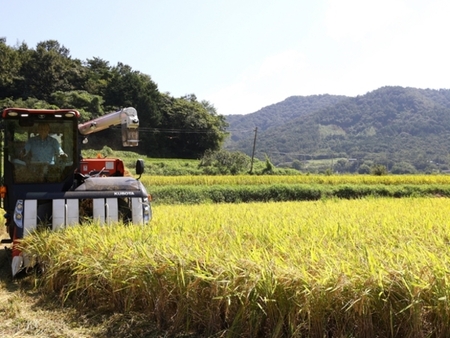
left=0, top=107, right=151, bottom=278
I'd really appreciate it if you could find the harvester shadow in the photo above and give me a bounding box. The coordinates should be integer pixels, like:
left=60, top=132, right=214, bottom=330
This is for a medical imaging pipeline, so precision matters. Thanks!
left=1, top=248, right=200, bottom=338
left=0, top=244, right=200, bottom=337
left=0, top=245, right=20, bottom=292
left=29, top=295, right=178, bottom=338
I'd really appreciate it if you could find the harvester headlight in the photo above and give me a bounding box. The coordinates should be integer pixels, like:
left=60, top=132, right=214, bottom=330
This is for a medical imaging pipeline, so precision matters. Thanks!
left=142, top=197, right=152, bottom=223
left=14, top=200, right=24, bottom=228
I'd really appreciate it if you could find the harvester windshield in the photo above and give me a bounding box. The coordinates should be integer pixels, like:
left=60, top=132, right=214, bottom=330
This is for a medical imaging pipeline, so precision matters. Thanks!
left=3, top=111, right=79, bottom=184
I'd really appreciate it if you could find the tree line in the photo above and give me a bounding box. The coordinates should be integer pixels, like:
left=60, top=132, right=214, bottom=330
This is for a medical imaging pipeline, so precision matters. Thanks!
left=0, top=38, right=228, bottom=158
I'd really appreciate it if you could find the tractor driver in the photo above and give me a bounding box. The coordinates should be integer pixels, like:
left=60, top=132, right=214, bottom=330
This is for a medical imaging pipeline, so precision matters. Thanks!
left=21, top=122, right=67, bottom=165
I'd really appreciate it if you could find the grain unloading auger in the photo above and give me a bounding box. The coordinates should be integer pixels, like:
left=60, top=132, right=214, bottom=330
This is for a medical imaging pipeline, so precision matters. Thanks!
left=0, top=107, right=152, bottom=278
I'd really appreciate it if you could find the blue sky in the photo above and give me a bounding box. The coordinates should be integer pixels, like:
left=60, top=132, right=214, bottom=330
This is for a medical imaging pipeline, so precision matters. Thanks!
left=2, top=0, right=450, bottom=115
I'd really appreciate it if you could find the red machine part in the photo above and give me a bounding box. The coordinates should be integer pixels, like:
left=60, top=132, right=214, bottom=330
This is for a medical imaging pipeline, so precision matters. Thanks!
left=79, top=158, right=125, bottom=176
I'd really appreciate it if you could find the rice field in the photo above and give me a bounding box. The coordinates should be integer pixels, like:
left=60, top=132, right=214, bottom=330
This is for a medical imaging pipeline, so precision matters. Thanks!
left=22, top=197, right=450, bottom=337
left=141, top=173, right=450, bottom=186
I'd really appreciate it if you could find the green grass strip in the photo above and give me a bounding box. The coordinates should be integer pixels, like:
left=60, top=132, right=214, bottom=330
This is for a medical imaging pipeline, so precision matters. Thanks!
left=148, top=184, right=450, bottom=204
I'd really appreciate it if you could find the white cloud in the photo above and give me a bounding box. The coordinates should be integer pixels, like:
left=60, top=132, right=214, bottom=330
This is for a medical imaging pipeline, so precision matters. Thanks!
left=329, top=0, right=450, bottom=92
left=324, top=0, right=411, bottom=42
left=207, top=48, right=371, bottom=115
left=207, top=50, right=315, bottom=115
left=207, top=0, right=450, bottom=115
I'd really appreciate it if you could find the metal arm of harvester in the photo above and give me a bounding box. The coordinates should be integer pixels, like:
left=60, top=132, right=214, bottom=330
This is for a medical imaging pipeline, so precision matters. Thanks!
left=77, top=107, right=140, bottom=147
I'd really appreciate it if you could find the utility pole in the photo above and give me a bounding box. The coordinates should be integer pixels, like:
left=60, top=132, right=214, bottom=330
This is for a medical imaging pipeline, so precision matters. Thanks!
left=249, top=127, right=258, bottom=174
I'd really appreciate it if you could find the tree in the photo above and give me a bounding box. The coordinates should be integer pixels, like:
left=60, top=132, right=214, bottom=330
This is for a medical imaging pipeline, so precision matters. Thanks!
left=0, top=39, right=229, bottom=158
left=19, top=40, right=85, bottom=101
left=83, top=57, right=112, bottom=97
left=0, top=97, right=58, bottom=109
left=370, top=164, right=388, bottom=176
left=358, top=164, right=371, bottom=174
left=0, top=39, right=21, bottom=97
left=102, top=63, right=161, bottom=152
left=158, top=94, right=228, bottom=158
left=104, top=63, right=160, bottom=121
left=391, top=161, right=416, bottom=174
left=292, top=159, right=303, bottom=171
left=51, top=90, right=104, bottom=120
left=261, top=154, right=274, bottom=174
left=199, top=149, right=250, bottom=175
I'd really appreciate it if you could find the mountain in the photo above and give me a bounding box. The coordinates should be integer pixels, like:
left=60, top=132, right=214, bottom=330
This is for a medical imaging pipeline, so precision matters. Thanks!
left=224, top=86, right=450, bottom=173
left=225, top=94, right=348, bottom=145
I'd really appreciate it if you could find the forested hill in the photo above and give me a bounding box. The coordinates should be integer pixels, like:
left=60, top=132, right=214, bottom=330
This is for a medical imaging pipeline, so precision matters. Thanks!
left=0, top=39, right=227, bottom=159
left=225, top=94, right=348, bottom=143
left=225, top=86, right=450, bottom=173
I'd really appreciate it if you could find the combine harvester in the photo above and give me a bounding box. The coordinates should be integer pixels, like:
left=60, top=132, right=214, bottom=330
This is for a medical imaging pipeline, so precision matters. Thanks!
left=0, top=107, right=152, bottom=277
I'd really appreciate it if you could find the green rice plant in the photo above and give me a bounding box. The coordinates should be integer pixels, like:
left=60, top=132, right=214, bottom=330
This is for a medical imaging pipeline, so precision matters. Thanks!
left=20, top=198, right=450, bottom=337
left=148, top=183, right=450, bottom=204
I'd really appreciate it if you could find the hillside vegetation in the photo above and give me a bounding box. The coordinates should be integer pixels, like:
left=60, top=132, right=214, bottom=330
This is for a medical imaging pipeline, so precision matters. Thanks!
left=225, top=94, right=347, bottom=143
left=225, top=87, right=450, bottom=173
left=3, top=38, right=450, bottom=174
left=0, top=38, right=227, bottom=159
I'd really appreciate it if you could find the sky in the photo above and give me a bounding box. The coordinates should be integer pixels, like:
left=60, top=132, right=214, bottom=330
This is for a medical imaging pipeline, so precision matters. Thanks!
left=2, top=0, right=450, bottom=115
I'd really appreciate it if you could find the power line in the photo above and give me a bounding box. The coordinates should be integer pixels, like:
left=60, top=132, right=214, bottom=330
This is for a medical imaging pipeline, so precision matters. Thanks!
left=112, top=126, right=255, bottom=134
